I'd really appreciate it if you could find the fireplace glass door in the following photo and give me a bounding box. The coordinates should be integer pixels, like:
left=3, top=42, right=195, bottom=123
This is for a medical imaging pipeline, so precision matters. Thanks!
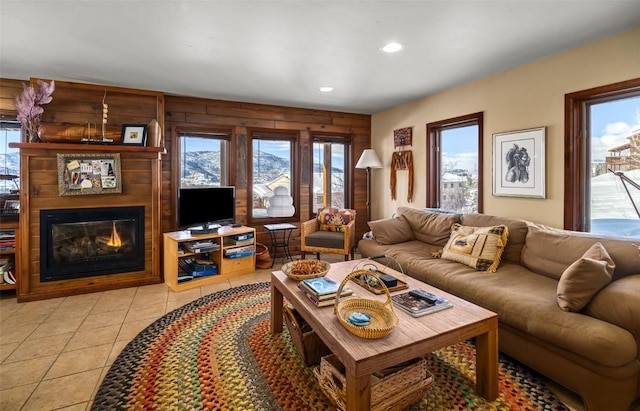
left=40, top=206, right=145, bottom=282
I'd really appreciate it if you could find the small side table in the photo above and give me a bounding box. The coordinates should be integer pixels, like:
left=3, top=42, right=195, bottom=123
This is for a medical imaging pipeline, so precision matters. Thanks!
left=263, top=223, right=297, bottom=268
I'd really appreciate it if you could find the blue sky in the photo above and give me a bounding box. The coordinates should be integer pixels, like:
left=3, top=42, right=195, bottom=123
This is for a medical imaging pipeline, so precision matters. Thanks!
left=590, top=96, right=640, bottom=162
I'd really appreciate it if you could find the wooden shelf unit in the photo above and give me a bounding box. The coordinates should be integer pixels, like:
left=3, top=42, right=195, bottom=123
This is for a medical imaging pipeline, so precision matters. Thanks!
left=0, top=219, right=19, bottom=291
left=163, top=226, right=256, bottom=292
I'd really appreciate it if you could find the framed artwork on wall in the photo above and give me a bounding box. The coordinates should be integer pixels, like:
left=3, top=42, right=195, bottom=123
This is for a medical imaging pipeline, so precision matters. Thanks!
left=492, top=126, right=546, bottom=198
left=121, top=124, right=147, bottom=146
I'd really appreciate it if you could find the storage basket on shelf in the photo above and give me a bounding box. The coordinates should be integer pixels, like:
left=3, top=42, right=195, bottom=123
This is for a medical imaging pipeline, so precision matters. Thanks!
left=283, top=304, right=331, bottom=366
left=314, top=353, right=433, bottom=411
left=281, top=259, right=330, bottom=281
left=334, top=270, right=398, bottom=339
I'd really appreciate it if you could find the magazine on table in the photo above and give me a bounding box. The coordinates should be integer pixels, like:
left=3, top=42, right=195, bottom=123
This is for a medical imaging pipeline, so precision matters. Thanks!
left=301, top=277, right=342, bottom=296
left=392, top=289, right=452, bottom=317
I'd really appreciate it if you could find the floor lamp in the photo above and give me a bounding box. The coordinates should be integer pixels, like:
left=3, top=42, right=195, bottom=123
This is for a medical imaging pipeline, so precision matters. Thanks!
left=355, top=149, right=383, bottom=222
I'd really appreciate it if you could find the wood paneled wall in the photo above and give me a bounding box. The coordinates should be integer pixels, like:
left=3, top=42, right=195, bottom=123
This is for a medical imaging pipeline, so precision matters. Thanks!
left=12, top=143, right=163, bottom=302
left=1, top=77, right=372, bottom=299
left=164, top=96, right=372, bottom=251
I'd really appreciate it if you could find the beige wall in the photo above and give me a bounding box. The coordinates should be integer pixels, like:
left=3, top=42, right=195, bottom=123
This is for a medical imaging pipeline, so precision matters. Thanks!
left=371, top=28, right=640, bottom=227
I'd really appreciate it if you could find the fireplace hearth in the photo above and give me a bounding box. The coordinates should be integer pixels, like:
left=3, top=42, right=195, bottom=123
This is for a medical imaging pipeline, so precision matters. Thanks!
left=40, top=206, right=145, bottom=282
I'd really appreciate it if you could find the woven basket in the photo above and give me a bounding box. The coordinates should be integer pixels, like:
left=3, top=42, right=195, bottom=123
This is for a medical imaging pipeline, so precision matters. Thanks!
left=254, top=243, right=272, bottom=269
left=334, top=270, right=398, bottom=339
left=314, top=355, right=433, bottom=411
left=281, top=259, right=330, bottom=281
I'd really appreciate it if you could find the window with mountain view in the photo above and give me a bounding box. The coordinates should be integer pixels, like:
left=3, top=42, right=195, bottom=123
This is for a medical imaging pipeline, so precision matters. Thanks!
left=178, top=133, right=230, bottom=188
left=251, top=133, right=297, bottom=219
left=1, top=121, right=21, bottom=195
left=312, top=136, right=351, bottom=211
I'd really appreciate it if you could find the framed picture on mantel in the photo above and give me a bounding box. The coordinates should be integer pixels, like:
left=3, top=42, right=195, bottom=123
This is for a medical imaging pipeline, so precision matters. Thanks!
left=121, top=124, right=147, bottom=146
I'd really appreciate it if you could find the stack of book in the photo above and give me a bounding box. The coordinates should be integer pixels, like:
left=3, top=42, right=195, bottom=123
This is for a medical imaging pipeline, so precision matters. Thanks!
left=0, top=229, right=15, bottom=251
left=298, top=276, right=354, bottom=307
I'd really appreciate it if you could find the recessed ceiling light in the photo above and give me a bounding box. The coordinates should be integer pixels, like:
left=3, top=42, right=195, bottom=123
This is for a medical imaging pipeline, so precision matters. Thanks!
left=381, top=42, right=403, bottom=53
left=319, top=86, right=334, bottom=92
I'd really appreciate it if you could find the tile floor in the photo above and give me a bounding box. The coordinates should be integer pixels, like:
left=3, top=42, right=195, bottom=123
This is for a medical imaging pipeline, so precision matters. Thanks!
left=0, top=255, right=585, bottom=411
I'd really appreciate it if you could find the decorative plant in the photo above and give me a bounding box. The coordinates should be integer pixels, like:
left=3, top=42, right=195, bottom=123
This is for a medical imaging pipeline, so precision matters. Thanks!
left=14, top=79, right=55, bottom=142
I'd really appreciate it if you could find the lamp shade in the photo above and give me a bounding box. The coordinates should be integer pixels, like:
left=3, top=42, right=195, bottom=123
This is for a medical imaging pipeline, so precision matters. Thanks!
left=355, top=149, right=383, bottom=169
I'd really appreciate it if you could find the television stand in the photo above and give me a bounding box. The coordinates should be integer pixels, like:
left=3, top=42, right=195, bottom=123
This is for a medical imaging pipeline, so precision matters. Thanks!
left=163, top=225, right=256, bottom=292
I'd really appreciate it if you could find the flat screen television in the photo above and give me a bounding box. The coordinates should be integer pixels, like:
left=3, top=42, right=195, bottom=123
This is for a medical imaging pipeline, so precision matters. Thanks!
left=178, top=186, right=236, bottom=232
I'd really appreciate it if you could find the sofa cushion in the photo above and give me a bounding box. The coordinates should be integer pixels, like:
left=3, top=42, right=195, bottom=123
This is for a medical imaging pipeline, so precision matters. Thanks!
left=557, top=242, right=614, bottom=312
left=439, top=223, right=508, bottom=272
left=317, top=208, right=354, bottom=232
left=461, top=214, right=529, bottom=264
left=367, top=214, right=415, bottom=245
left=522, top=225, right=640, bottom=281
left=397, top=207, right=461, bottom=246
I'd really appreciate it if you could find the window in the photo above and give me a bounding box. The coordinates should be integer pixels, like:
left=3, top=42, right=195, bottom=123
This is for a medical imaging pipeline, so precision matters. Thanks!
left=177, top=132, right=230, bottom=188
left=426, top=112, right=483, bottom=213
left=565, top=79, right=640, bottom=238
left=250, top=131, right=297, bottom=219
left=0, top=121, right=21, bottom=195
left=312, top=135, right=352, bottom=211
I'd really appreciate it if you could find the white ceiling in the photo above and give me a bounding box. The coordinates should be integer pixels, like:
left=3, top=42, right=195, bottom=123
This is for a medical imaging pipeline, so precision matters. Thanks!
left=1, top=1, right=640, bottom=115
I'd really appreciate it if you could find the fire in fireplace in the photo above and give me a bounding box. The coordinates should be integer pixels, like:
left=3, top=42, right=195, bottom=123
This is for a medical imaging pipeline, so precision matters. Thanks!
left=40, top=206, right=145, bottom=282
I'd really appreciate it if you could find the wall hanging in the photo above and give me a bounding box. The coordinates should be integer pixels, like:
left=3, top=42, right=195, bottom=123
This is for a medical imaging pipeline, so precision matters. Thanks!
left=393, top=127, right=413, bottom=148
left=390, top=150, right=413, bottom=202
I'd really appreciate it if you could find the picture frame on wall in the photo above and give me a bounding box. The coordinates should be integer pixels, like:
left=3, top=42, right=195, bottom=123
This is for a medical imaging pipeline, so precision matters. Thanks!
left=492, top=126, right=546, bottom=198
left=121, top=124, right=147, bottom=146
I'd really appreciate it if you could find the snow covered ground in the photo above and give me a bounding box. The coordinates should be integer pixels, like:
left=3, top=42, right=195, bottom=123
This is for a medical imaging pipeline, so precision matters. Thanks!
left=591, top=168, right=640, bottom=238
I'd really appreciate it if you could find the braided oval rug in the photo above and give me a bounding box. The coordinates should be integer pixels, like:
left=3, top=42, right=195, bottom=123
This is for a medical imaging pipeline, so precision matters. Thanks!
left=92, top=282, right=569, bottom=410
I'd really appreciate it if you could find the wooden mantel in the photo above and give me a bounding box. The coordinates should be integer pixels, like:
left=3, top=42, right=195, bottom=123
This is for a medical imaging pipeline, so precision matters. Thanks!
left=10, top=142, right=165, bottom=302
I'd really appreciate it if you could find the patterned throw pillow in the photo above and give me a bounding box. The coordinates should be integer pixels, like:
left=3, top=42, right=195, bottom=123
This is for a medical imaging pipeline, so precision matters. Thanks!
left=317, top=208, right=354, bottom=233
left=438, top=223, right=509, bottom=272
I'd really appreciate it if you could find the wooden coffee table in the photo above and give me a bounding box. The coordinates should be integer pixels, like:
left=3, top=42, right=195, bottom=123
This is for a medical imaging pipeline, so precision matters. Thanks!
left=271, top=259, right=498, bottom=411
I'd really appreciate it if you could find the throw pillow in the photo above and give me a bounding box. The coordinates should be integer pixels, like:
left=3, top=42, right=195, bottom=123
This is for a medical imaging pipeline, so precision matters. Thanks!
left=317, top=208, right=354, bottom=232
left=439, top=223, right=509, bottom=272
left=557, top=242, right=614, bottom=312
left=367, top=214, right=415, bottom=245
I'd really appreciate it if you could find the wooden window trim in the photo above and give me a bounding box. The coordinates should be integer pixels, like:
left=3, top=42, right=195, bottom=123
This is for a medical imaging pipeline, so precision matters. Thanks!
left=170, top=125, right=235, bottom=229
left=310, top=133, right=354, bottom=216
left=426, top=112, right=483, bottom=212
left=564, top=78, right=640, bottom=231
left=248, top=129, right=300, bottom=224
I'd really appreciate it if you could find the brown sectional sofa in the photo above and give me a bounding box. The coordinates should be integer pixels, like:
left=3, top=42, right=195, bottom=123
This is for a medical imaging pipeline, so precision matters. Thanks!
left=357, top=207, right=640, bottom=411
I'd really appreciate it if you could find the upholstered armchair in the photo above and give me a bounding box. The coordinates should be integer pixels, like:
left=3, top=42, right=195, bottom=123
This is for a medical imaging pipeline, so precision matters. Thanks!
left=300, top=208, right=356, bottom=261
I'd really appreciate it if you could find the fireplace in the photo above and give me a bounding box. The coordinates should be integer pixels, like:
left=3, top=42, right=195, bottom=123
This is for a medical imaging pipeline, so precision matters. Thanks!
left=40, top=206, right=145, bottom=282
